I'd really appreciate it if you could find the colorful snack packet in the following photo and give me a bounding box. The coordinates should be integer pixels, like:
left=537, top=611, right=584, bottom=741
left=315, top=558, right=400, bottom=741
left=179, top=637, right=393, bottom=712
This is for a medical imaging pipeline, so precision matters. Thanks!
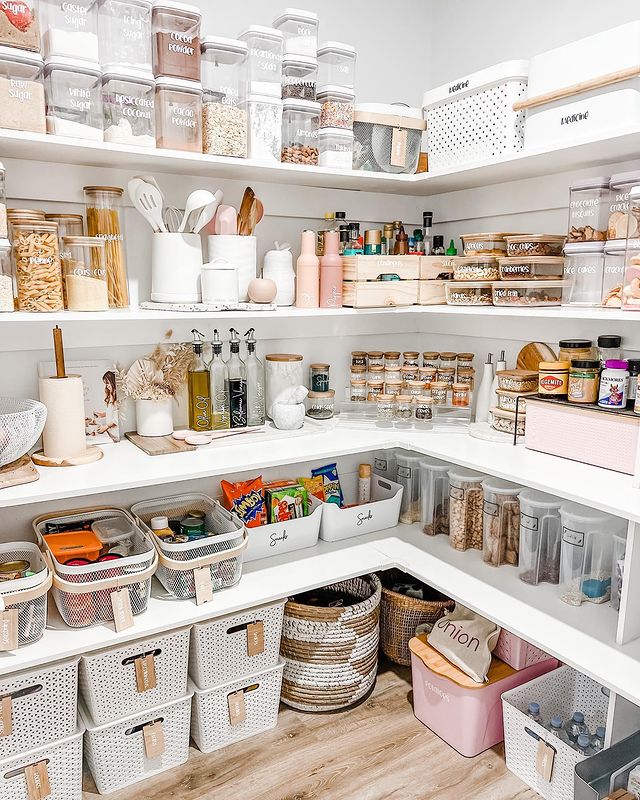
left=267, top=485, right=309, bottom=523
left=298, top=476, right=325, bottom=501
left=311, top=462, right=343, bottom=506
left=220, top=476, right=266, bottom=528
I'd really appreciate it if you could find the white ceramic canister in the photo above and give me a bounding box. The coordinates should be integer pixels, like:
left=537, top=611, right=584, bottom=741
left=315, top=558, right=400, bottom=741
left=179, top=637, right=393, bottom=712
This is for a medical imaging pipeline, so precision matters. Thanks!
left=265, top=353, right=303, bottom=419
left=207, top=235, right=256, bottom=301
left=135, top=397, right=173, bottom=436
left=262, top=244, right=295, bottom=306
left=201, top=258, right=238, bottom=305
left=151, top=232, right=203, bottom=303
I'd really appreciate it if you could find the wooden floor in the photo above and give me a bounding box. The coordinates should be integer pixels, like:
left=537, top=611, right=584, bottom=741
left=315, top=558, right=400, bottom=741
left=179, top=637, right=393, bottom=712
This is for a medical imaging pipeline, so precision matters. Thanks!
left=83, top=659, right=537, bottom=800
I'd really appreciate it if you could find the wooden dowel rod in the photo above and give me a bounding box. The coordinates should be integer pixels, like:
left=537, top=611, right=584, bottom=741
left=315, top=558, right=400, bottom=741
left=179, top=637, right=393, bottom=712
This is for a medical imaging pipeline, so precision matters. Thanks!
left=53, top=325, right=66, bottom=379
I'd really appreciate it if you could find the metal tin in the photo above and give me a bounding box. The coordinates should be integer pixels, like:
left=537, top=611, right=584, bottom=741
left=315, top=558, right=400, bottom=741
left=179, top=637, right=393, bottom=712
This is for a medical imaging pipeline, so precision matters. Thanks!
left=0, top=560, right=31, bottom=580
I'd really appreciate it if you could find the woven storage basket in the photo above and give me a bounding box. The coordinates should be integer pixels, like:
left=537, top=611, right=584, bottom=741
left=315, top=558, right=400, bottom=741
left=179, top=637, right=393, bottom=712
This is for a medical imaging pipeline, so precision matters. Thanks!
left=379, top=568, right=454, bottom=666
left=280, top=574, right=382, bottom=712
left=0, top=542, right=52, bottom=649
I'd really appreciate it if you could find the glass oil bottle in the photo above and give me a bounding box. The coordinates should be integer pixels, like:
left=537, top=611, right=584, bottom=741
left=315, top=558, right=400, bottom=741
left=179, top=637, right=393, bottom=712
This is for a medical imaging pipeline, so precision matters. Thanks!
left=226, top=328, right=247, bottom=428
left=188, top=329, right=212, bottom=431
left=244, top=328, right=265, bottom=426
left=209, top=329, right=230, bottom=430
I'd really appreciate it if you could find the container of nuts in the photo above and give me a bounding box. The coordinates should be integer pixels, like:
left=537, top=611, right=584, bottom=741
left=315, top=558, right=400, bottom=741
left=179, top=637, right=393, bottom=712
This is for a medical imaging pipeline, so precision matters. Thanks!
left=505, top=234, right=566, bottom=257
left=445, top=281, right=493, bottom=306
left=491, top=280, right=565, bottom=307
left=281, top=98, right=320, bottom=165
left=460, top=232, right=521, bottom=256
left=452, top=256, right=499, bottom=281
left=481, top=477, right=522, bottom=567
left=498, top=256, right=565, bottom=281
left=13, top=220, right=64, bottom=312
left=448, top=466, right=486, bottom=551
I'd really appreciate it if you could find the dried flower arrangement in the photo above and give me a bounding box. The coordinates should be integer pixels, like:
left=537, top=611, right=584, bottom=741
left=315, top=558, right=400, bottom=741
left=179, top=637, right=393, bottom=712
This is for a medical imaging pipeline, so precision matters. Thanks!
left=117, top=342, right=192, bottom=402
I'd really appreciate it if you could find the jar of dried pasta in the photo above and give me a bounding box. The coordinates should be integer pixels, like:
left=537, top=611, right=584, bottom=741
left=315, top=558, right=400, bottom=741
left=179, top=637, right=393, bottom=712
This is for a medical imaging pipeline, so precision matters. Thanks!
left=83, top=185, right=129, bottom=308
left=13, top=220, right=64, bottom=312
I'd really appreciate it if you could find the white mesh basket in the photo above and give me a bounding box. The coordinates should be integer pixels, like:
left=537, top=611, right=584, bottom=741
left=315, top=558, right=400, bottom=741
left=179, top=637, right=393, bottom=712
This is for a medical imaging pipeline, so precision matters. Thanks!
left=502, top=665, right=609, bottom=799
left=80, top=628, right=190, bottom=725
left=81, top=692, right=192, bottom=795
left=131, top=494, right=247, bottom=601
left=190, top=660, right=284, bottom=754
left=0, top=398, right=47, bottom=468
left=0, top=727, right=83, bottom=800
left=189, top=601, right=285, bottom=688
left=0, top=657, right=78, bottom=760
left=0, top=543, right=51, bottom=648
left=352, top=103, right=425, bottom=174
left=34, top=508, right=157, bottom=629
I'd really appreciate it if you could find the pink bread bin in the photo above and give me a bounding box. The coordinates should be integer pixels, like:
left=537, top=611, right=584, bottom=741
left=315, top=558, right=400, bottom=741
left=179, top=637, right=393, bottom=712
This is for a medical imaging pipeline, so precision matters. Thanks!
left=409, top=635, right=559, bottom=758
left=494, top=629, right=553, bottom=671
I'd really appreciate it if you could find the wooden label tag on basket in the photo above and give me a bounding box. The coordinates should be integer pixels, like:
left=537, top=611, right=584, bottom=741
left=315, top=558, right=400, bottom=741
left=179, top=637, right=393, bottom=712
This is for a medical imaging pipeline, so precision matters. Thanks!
left=0, top=610, right=18, bottom=652
left=228, top=690, right=246, bottom=726
left=246, top=621, right=265, bottom=656
left=0, top=695, right=12, bottom=738
left=134, top=654, right=157, bottom=693
left=25, top=761, right=51, bottom=800
left=390, top=128, right=408, bottom=168
left=536, top=739, right=555, bottom=782
left=143, top=721, right=165, bottom=759
left=194, top=567, right=214, bottom=606
left=111, top=588, right=134, bottom=632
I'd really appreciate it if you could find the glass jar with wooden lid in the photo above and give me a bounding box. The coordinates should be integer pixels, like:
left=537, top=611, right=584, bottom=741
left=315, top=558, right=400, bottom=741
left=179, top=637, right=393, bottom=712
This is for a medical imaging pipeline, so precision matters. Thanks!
left=309, top=362, right=330, bottom=392
left=402, top=351, right=420, bottom=366
left=452, top=383, right=471, bottom=407
left=456, top=368, right=475, bottom=390
left=439, top=352, right=457, bottom=369
left=350, top=364, right=366, bottom=382
left=367, top=350, right=384, bottom=367
left=422, top=351, right=440, bottom=368
left=265, top=353, right=303, bottom=417
left=62, top=236, right=108, bottom=311
left=400, top=364, right=419, bottom=384
left=350, top=379, right=367, bottom=402
left=351, top=350, right=367, bottom=367
left=83, top=186, right=129, bottom=308
left=457, top=352, right=475, bottom=370
left=384, top=379, right=402, bottom=396
left=13, top=220, right=63, bottom=312
left=384, top=351, right=401, bottom=369
left=45, top=213, right=84, bottom=264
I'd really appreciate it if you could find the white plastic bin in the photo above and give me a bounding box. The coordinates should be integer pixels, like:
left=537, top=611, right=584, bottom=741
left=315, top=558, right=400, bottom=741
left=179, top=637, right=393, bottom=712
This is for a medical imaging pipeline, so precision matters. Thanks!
left=244, top=502, right=322, bottom=562
left=422, top=61, right=528, bottom=172
left=190, top=660, right=284, bottom=753
left=80, top=628, right=190, bottom=724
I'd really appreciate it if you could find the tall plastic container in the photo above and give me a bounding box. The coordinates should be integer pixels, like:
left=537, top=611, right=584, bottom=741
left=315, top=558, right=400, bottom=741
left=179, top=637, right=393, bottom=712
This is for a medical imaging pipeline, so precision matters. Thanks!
left=419, top=456, right=450, bottom=536
left=518, top=489, right=563, bottom=586
left=395, top=451, right=423, bottom=524
left=482, top=478, right=522, bottom=567
left=201, top=36, right=248, bottom=157
left=239, top=25, right=283, bottom=98
left=611, top=534, right=627, bottom=612
left=448, top=466, right=486, bottom=551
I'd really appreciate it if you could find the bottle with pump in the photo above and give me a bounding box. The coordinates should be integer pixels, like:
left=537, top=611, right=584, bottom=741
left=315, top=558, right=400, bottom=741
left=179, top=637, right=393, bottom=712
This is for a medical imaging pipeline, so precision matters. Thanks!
left=226, top=328, right=247, bottom=428
left=244, top=328, right=265, bottom=426
left=490, top=349, right=506, bottom=412
left=295, top=229, right=320, bottom=308
left=475, top=352, right=494, bottom=423
left=209, top=329, right=230, bottom=430
left=187, top=329, right=212, bottom=432
left=422, top=211, right=433, bottom=255
left=320, top=230, right=343, bottom=308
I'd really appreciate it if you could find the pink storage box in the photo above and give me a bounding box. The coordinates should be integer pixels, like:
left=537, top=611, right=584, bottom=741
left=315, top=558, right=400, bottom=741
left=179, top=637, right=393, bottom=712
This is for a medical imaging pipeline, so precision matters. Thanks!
left=409, top=635, right=559, bottom=758
left=494, top=629, right=553, bottom=670
left=525, top=397, right=639, bottom=475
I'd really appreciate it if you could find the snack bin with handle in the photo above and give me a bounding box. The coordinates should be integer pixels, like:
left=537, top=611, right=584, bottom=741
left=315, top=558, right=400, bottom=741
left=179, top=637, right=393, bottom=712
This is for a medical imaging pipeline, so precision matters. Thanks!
left=243, top=502, right=322, bottom=562
left=0, top=542, right=51, bottom=649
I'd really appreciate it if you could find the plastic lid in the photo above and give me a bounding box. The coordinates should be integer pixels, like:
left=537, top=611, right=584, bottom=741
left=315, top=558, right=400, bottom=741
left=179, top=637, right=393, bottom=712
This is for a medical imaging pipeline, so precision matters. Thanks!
left=605, top=359, right=628, bottom=370
left=238, top=25, right=284, bottom=41
left=539, top=361, right=570, bottom=370
left=150, top=515, right=169, bottom=530
left=571, top=360, right=600, bottom=369
left=492, top=280, right=567, bottom=288
left=564, top=242, right=606, bottom=254
left=282, top=53, right=317, bottom=67
left=448, top=465, right=486, bottom=482
left=550, top=716, right=563, bottom=729
left=316, top=84, right=355, bottom=100
left=102, top=65, right=155, bottom=84
left=627, top=359, right=640, bottom=370
left=519, top=488, right=563, bottom=509
left=418, top=456, right=449, bottom=471
left=248, top=92, right=283, bottom=105
left=496, top=369, right=538, bottom=378
left=92, top=516, right=135, bottom=541
left=445, top=280, right=493, bottom=288
left=155, top=76, right=202, bottom=92
left=423, top=60, right=529, bottom=109
left=0, top=44, right=43, bottom=66
left=317, top=41, right=356, bottom=57
left=318, top=126, right=354, bottom=138
left=462, top=232, right=517, bottom=240
left=604, top=238, right=628, bottom=253
left=559, top=339, right=593, bottom=349
left=266, top=353, right=303, bottom=361
left=307, top=389, right=335, bottom=398
left=505, top=234, right=566, bottom=244
left=577, top=734, right=590, bottom=748
left=597, top=335, right=622, bottom=348
left=201, top=36, right=248, bottom=56
left=572, top=711, right=585, bottom=723
left=570, top=176, right=610, bottom=191
left=282, top=98, right=321, bottom=113
left=456, top=255, right=499, bottom=264
left=528, top=702, right=540, bottom=715
left=596, top=726, right=606, bottom=738
left=273, top=8, right=319, bottom=26
left=498, top=256, right=564, bottom=265
left=152, top=0, right=200, bottom=16
left=44, top=55, right=101, bottom=75
left=482, top=477, right=522, bottom=494
left=609, top=170, right=640, bottom=189
left=560, top=502, right=610, bottom=523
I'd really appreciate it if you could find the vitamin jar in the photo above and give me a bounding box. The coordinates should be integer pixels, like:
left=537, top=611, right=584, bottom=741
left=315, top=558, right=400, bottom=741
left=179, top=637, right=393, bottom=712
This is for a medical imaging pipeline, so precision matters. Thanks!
left=567, top=176, right=609, bottom=243
left=317, top=41, right=356, bottom=90
left=562, top=242, right=605, bottom=307
left=98, top=0, right=153, bottom=71
left=538, top=361, right=569, bottom=397
left=155, top=76, right=201, bottom=151
left=568, top=360, right=600, bottom=404
left=201, top=36, right=248, bottom=158
left=41, top=0, right=99, bottom=61
left=152, top=1, right=201, bottom=81
left=317, top=85, right=354, bottom=129
left=13, top=220, right=63, bottom=312
left=281, top=98, right=319, bottom=165
left=281, top=54, right=316, bottom=100
left=598, top=360, right=629, bottom=410
left=102, top=67, right=155, bottom=146
left=0, top=46, right=45, bottom=133
left=246, top=93, right=282, bottom=162
left=44, top=56, right=102, bottom=140
left=239, top=25, right=283, bottom=98
left=318, top=126, right=353, bottom=169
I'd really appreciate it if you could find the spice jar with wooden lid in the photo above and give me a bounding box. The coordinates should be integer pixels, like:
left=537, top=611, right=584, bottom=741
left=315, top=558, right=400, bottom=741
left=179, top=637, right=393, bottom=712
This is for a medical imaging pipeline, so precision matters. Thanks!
left=367, top=350, right=384, bottom=367
left=384, top=351, right=401, bottom=369
left=423, top=351, right=439, bottom=368
left=403, top=351, right=420, bottom=366
left=351, top=350, right=367, bottom=367
left=452, top=383, right=470, bottom=407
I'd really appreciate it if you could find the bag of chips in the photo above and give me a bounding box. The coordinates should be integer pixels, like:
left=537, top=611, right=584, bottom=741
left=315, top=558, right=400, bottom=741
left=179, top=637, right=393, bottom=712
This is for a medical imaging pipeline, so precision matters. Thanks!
left=298, top=476, right=325, bottom=501
left=311, top=463, right=343, bottom=506
left=221, top=476, right=266, bottom=528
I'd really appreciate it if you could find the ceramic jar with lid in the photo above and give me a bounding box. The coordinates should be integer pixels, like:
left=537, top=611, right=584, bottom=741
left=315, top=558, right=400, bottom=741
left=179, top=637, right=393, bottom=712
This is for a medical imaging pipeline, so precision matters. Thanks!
left=265, top=353, right=303, bottom=419
left=155, top=76, right=201, bottom=150
left=201, top=36, right=248, bottom=158
left=98, top=0, right=153, bottom=70
left=102, top=66, right=155, bottom=146
left=0, top=46, right=45, bottom=132
left=41, top=0, right=99, bottom=61
left=562, top=242, right=605, bottom=307
left=239, top=25, right=283, bottom=98
left=152, top=1, right=201, bottom=81
left=567, top=176, right=609, bottom=243
left=44, top=56, right=102, bottom=139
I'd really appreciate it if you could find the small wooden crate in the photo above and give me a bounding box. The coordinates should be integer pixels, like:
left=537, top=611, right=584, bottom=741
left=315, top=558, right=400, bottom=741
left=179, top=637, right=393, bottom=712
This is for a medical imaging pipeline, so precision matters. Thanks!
left=342, top=255, right=419, bottom=281
left=342, top=280, right=419, bottom=308
left=418, top=280, right=447, bottom=305
left=420, top=255, right=456, bottom=280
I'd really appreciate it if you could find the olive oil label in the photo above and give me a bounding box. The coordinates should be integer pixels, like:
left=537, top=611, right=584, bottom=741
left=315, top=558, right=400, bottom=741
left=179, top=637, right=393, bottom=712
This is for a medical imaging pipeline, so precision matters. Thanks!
left=247, top=621, right=265, bottom=656
left=143, top=721, right=165, bottom=758
left=228, top=690, right=246, bottom=726
left=135, top=654, right=157, bottom=693
left=194, top=566, right=214, bottom=606
left=111, top=588, right=134, bottom=632
left=0, top=610, right=18, bottom=652
left=0, top=696, right=12, bottom=738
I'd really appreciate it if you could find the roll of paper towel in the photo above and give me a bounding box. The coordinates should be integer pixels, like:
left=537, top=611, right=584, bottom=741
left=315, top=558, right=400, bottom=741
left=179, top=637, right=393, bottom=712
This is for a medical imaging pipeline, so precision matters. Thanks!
left=39, top=375, right=87, bottom=460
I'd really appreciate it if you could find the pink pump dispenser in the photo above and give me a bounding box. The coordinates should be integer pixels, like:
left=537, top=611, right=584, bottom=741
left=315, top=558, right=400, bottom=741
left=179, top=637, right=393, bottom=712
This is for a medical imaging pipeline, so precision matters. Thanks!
left=320, top=230, right=343, bottom=308
left=295, top=229, right=320, bottom=308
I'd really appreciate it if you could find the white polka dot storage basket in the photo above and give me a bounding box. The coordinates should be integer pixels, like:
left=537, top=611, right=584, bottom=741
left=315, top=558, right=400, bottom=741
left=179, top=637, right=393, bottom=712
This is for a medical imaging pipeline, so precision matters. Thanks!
left=422, top=60, right=529, bottom=173
left=502, top=665, right=609, bottom=799
left=0, top=542, right=51, bottom=649
left=80, top=627, right=191, bottom=725
left=280, top=574, right=382, bottom=711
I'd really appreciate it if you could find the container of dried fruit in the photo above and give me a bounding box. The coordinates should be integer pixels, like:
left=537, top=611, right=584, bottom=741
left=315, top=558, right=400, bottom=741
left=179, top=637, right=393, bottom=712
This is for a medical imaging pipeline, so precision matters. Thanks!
left=452, top=256, right=499, bottom=281
left=602, top=239, right=626, bottom=308
left=607, top=170, right=640, bottom=240
left=482, top=477, right=522, bottom=567
left=498, top=256, right=564, bottom=281
left=504, top=234, right=566, bottom=257
left=496, top=369, right=538, bottom=393
left=420, top=456, right=450, bottom=537
left=13, top=220, right=63, bottom=312
left=201, top=36, right=248, bottom=158
left=447, top=466, right=486, bottom=552
left=518, top=489, right=562, bottom=586
left=495, top=389, right=536, bottom=414
left=492, top=280, right=565, bottom=307
left=281, top=98, right=320, bottom=164
left=460, top=232, right=520, bottom=256
left=490, top=407, right=526, bottom=437
left=567, top=176, right=609, bottom=243
left=444, top=281, right=492, bottom=306
left=317, top=84, right=354, bottom=129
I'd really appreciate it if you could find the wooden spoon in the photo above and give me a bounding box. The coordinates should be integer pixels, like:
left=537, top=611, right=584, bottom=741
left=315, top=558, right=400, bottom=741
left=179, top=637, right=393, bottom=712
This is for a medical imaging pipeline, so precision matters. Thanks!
left=237, top=186, right=255, bottom=235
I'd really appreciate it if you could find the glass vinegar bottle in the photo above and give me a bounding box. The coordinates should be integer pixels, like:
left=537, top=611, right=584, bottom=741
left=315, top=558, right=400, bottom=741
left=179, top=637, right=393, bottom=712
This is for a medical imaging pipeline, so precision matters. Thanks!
left=226, top=327, right=247, bottom=428
left=209, top=329, right=230, bottom=430
left=244, top=328, right=265, bottom=426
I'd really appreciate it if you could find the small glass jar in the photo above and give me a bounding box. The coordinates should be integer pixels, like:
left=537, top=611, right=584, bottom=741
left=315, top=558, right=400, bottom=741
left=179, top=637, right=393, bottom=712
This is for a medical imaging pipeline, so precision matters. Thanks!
left=318, top=126, right=353, bottom=169
left=44, top=56, right=102, bottom=140
left=403, top=351, right=420, bottom=367
left=400, top=365, right=418, bottom=384
left=239, top=25, right=283, bottom=98
left=281, top=54, right=316, bottom=100
left=558, top=339, right=597, bottom=364
left=568, top=176, right=609, bottom=243
left=0, top=239, right=14, bottom=312
left=83, top=185, right=129, bottom=308
left=406, top=380, right=426, bottom=398
left=201, top=36, right=248, bottom=158
left=437, top=367, right=456, bottom=387
left=395, top=394, right=413, bottom=423
left=350, top=379, right=367, bottom=402
left=368, top=364, right=385, bottom=382
left=367, top=351, right=384, bottom=368
left=414, top=395, right=434, bottom=423
left=351, top=351, right=367, bottom=368
left=439, top=352, right=457, bottom=369
left=155, top=76, right=202, bottom=151
left=452, top=383, right=470, bottom=407
left=384, top=351, right=401, bottom=369
left=152, top=1, right=201, bottom=81
left=562, top=242, right=605, bottom=307
left=246, top=93, right=282, bottom=162
left=309, top=362, right=330, bottom=392
left=456, top=368, right=475, bottom=391
left=13, top=220, right=63, bottom=312
left=306, top=389, right=334, bottom=419
left=375, top=393, right=395, bottom=426
left=367, top=379, right=384, bottom=401
left=317, top=84, right=354, bottom=129
left=419, top=367, right=437, bottom=387
left=453, top=256, right=500, bottom=281
left=384, top=365, right=401, bottom=383
left=62, top=235, right=108, bottom=311
left=98, top=0, right=153, bottom=71
left=422, top=351, right=439, bottom=369
left=0, top=47, right=45, bottom=133
left=430, top=381, right=448, bottom=405
left=568, top=360, right=600, bottom=404
left=350, top=365, right=366, bottom=382
left=45, top=213, right=84, bottom=292
left=457, top=352, right=474, bottom=370
left=42, top=0, right=99, bottom=60
left=273, top=8, right=318, bottom=58
left=384, top=380, right=402, bottom=397
left=281, top=98, right=319, bottom=165
left=102, top=66, right=155, bottom=147
left=317, top=41, right=356, bottom=90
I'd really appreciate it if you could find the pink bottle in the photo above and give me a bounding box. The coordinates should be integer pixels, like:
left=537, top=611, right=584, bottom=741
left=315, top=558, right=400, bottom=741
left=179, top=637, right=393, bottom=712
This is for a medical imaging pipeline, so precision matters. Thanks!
left=295, top=229, right=319, bottom=308
left=320, top=230, right=343, bottom=308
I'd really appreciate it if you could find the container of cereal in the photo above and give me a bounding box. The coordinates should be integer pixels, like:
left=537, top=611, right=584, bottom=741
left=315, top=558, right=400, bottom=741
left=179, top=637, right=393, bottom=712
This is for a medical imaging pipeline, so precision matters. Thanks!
left=102, top=66, right=156, bottom=147
left=445, top=281, right=492, bottom=306
left=420, top=456, right=450, bottom=536
left=492, top=280, right=564, bottom=307
left=518, top=489, right=562, bottom=586
left=317, top=84, right=354, bottom=129
left=396, top=451, right=423, bottom=524
left=482, top=478, right=522, bottom=567
left=281, top=98, right=319, bottom=165
left=246, top=92, right=282, bottom=162
left=281, top=53, right=316, bottom=100
left=496, top=389, right=536, bottom=414
left=496, top=370, right=538, bottom=392
left=0, top=46, right=45, bottom=133
left=448, top=466, right=486, bottom=552
left=607, top=170, right=640, bottom=240
left=490, top=407, right=526, bottom=436
left=498, top=256, right=564, bottom=281
left=44, top=56, right=103, bottom=140
left=201, top=36, right=248, bottom=158
left=505, top=234, right=566, bottom=257
left=239, top=25, right=283, bottom=98
left=152, top=1, right=201, bottom=81
left=155, top=76, right=202, bottom=151
left=460, top=233, right=515, bottom=256
left=273, top=8, right=318, bottom=57
left=98, top=0, right=153, bottom=71
left=13, top=220, right=63, bottom=312
left=452, top=256, right=499, bottom=281
left=567, top=176, right=609, bottom=243
left=317, top=41, right=356, bottom=90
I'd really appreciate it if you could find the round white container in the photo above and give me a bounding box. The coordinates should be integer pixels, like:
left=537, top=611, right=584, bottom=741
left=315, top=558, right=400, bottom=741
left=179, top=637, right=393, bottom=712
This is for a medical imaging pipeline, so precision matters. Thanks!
left=151, top=231, right=202, bottom=302
left=265, top=353, right=303, bottom=419
left=262, top=246, right=295, bottom=305
left=136, top=397, right=173, bottom=436
left=201, top=259, right=238, bottom=304
left=207, top=235, right=256, bottom=302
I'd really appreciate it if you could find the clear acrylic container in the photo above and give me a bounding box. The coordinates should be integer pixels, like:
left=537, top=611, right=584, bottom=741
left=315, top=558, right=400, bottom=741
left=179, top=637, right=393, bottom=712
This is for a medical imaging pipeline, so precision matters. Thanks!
left=518, top=489, right=562, bottom=586
left=505, top=234, right=566, bottom=257
left=317, top=85, right=354, bottom=129
left=239, top=25, right=283, bottom=98
left=490, top=407, right=526, bottom=436
left=445, top=281, right=493, bottom=306
left=567, top=176, right=609, bottom=243
left=84, top=185, right=129, bottom=308
left=0, top=0, right=40, bottom=50
left=482, top=477, right=522, bottom=567
left=498, top=256, right=565, bottom=281
left=448, top=466, right=486, bottom=551
left=559, top=502, right=627, bottom=606
left=13, top=220, right=63, bottom=312
left=44, top=56, right=102, bottom=140
left=602, top=239, right=626, bottom=308
left=0, top=46, right=45, bottom=133
left=0, top=161, right=6, bottom=239
left=492, top=280, right=564, bottom=307
left=246, top=93, right=282, bottom=162
left=611, top=534, right=626, bottom=612
left=45, top=212, right=84, bottom=272
left=622, top=197, right=640, bottom=311
left=98, top=0, right=152, bottom=71
left=281, top=98, right=319, bottom=165
left=453, top=256, right=499, bottom=281
left=0, top=238, right=14, bottom=312
left=420, top=456, right=450, bottom=536
left=41, top=0, right=99, bottom=60
left=273, top=8, right=318, bottom=57
left=201, top=36, right=247, bottom=158
left=562, top=242, right=605, bottom=307
left=496, top=389, right=535, bottom=413
left=460, top=232, right=510, bottom=256
left=317, top=41, right=356, bottom=90
left=281, top=54, right=316, bottom=100
left=396, top=451, right=423, bottom=524
left=152, top=0, right=201, bottom=81
left=318, top=126, right=353, bottom=169
left=62, top=235, right=108, bottom=311
left=155, top=76, right=201, bottom=151
left=102, top=66, right=155, bottom=146
left=608, top=170, right=640, bottom=240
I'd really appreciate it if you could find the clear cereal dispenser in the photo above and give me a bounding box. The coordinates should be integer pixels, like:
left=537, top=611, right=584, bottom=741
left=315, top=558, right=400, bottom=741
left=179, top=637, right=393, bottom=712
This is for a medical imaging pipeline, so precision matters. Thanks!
left=518, top=489, right=562, bottom=586
left=481, top=478, right=522, bottom=567
left=420, top=456, right=450, bottom=536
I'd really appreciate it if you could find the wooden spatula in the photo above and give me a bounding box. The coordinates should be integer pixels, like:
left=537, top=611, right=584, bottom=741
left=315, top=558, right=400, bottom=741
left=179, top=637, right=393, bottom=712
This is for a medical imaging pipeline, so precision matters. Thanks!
left=237, top=186, right=255, bottom=235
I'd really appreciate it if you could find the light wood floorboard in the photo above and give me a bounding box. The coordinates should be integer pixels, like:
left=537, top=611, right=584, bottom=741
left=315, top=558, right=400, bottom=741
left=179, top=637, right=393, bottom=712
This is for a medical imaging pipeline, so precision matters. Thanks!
left=83, top=659, right=538, bottom=800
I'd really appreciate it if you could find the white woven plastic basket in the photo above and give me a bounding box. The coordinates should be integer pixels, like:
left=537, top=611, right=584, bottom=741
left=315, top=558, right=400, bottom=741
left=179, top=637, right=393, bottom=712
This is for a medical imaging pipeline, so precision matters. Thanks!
left=0, top=398, right=47, bottom=468
left=190, top=660, right=284, bottom=754
left=80, top=628, right=190, bottom=725
left=0, top=543, right=51, bottom=648
left=81, top=692, right=192, bottom=795
left=131, top=494, right=247, bottom=601
left=0, top=657, right=78, bottom=760
left=189, top=601, right=285, bottom=688
left=502, top=665, right=609, bottom=799
left=0, top=727, right=84, bottom=800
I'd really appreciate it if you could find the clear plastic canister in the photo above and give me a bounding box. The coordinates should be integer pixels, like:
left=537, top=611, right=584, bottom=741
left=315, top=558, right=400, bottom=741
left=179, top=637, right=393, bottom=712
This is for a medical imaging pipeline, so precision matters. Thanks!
left=448, top=466, right=486, bottom=551
left=101, top=66, right=155, bottom=146
left=0, top=161, right=6, bottom=239
left=0, top=0, right=40, bottom=50
left=622, top=193, right=640, bottom=311
left=281, top=98, right=319, bottom=165
left=318, top=126, right=354, bottom=169
left=317, top=85, right=354, bottom=129
left=611, top=534, right=626, bottom=612
left=420, top=456, right=450, bottom=536
left=201, top=36, right=248, bottom=157
left=317, top=41, right=356, bottom=90
left=482, top=478, right=522, bottom=567
left=0, top=46, right=45, bottom=133
left=44, top=56, right=103, bottom=140
left=62, top=235, right=109, bottom=311
left=395, top=450, right=423, bottom=524
left=281, top=54, right=317, bottom=100
left=567, top=176, right=609, bottom=243
left=155, top=76, right=202, bottom=151
left=273, top=8, right=318, bottom=58
left=238, top=25, right=283, bottom=98
left=602, top=239, right=626, bottom=308
left=518, top=489, right=562, bottom=586
left=41, top=0, right=99, bottom=60
left=98, top=0, right=153, bottom=71
left=0, top=238, right=14, bottom=312
left=83, top=185, right=129, bottom=308
left=245, top=93, right=282, bottom=162
left=152, top=1, right=201, bottom=81
left=373, top=448, right=396, bottom=482
left=607, top=170, right=640, bottom=240
left=13, top=220, right=63, bottom=312
left=562, top=242, right=605, bottom=307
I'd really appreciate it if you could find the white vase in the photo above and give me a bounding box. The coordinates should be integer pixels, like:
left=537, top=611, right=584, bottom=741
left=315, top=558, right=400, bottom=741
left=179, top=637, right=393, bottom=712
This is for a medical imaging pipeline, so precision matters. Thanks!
left=135, top=398, right=173, bottom=437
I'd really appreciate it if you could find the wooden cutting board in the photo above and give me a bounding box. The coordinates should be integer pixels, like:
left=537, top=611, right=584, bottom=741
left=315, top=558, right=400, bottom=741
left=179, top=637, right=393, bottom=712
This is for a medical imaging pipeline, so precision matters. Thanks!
left=0, top=455, right=39, bottom=489
left=517, top=342, right=557, bottom=370
left=125, top=432, right=196, bottom=456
